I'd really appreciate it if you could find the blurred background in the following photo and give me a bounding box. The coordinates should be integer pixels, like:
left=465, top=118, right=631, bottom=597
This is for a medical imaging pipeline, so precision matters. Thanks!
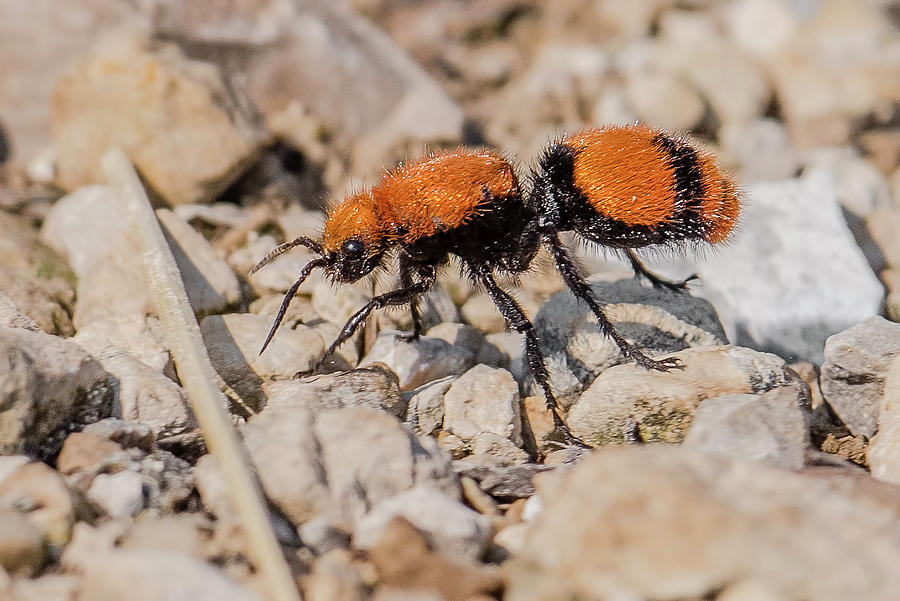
left=0, top=0, right=898, bottom=361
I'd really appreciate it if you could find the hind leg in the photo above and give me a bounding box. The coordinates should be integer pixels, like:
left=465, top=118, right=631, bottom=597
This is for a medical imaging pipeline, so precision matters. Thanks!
left=544, top=233, right=682, bottom=371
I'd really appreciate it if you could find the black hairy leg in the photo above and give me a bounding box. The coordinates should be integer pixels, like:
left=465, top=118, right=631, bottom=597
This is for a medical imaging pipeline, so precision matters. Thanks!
left=396, top=255, right=434, bottom=341
left=296, top=269, right=437, bottom=377
left=472, top=263, right=588, bottom=448
left=543, top=232, right=682, bottom=372
left=625, top=249, right=698, bottom=291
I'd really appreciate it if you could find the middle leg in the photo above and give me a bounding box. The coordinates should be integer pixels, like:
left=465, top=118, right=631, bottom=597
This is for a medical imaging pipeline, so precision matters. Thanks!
left=472, top=264, right=587, bottom=447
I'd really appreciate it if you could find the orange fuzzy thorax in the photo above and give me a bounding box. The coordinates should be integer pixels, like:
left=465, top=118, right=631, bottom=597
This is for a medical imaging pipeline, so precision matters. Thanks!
left=322, top=150, right=519, bottom=253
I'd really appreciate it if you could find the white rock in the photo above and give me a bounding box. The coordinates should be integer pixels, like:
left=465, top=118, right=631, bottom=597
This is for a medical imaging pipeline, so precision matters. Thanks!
left=0, top=292, right=40, bottom=332
left=353, top=485, right=492, bottom=560
left=87, top=471, right=145, bottom=518
left=442, top=364, right=522, bottom=447
left=0, top=327, right=110, bottom=455
left=696, top=172, right=883, bottom=363
left=72, top=315, right=172, bottom=375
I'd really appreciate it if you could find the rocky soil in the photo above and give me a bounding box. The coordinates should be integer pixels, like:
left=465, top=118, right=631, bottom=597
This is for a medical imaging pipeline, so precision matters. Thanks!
left=1, top=1, right=899, bottom=600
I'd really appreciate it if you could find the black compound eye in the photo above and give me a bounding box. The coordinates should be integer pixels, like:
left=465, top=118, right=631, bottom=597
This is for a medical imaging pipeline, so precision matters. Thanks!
left=341, top=239, right=365, bottom=255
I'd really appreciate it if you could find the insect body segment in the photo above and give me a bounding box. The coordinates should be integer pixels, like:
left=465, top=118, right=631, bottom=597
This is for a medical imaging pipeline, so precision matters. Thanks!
left=253, top=125, right=741, bottom=447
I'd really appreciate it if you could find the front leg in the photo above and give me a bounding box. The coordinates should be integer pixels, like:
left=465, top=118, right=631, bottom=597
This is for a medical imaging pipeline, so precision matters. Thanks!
left=297, top=273, right=436, bottom=377
left=544, top=233, right=682, bottom=371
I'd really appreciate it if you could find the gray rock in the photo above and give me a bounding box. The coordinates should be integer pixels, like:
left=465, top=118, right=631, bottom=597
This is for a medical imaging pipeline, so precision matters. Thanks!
left=157, top=209, right=241, bottom=314
left=353, top=485, right=492, bottom=560
left=453, top=462, right=555, bottom=499
left=442, top=365, right=522, bottom=448
left=79, top=549, right=263, bottom=601
left=263, top=364, right=405, bottom=417
left=820, top=317, right=900, bottom=438
left=505, top=446, right=900, bottom=601
left=360, top=331, right=475, bottom=390
left=200, top=313, right=325, bottom=410
left=568, top=346, right=791, bottom=447
left=532, top=277, right=727, bottom=401
left=719, top=118, right=799, bottom=181
left=87, top=471, right=145, bottom=518
left=0, top=327, right=111, bottom=456
left=695, top=171, right=883, bottom=363
left=683, top=385, right=811, bottom=469
left=470, top=432, right=530, bottom=466
left=405, top=376, right=454, bottom=437
left=0, top=510, right=45, bottom=577
left=53, top=31, right=265, bottom=205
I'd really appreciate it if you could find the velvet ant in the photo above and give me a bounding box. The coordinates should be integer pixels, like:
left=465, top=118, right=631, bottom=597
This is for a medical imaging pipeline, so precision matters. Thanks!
left=251, top=124, right=740, bottom=446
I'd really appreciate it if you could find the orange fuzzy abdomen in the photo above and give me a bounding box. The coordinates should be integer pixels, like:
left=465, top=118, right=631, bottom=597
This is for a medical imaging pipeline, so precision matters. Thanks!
left=372, top=149, right=520, bottom=243
left=564, top=125, right=739, bottom=244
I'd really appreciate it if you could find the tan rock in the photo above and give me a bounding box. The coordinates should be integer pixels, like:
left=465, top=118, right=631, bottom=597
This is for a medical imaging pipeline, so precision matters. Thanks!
left=52, top=31, right=265, bottom=205
left=56, top=432, right=123, bottom=475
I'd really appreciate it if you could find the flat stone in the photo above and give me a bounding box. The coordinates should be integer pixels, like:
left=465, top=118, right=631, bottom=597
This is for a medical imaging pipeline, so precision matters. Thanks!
left=820, top=317, right=900, bottom=437
left=683, top=385, right=811, bottom=469
left=568, top=346, right=791, bottom=447
left=0, top=292, right=40, bottom=332
left=505, top=446, right=900, bottom=601
left=263, top=364, right=405, bottom=417
left=532, top=277, right=727, bottom=402
left=52, top=31, right=265, bottom=205
left=354, top=485, right=492, bottom=560
left=0, top=327, right=110, bottom=456
left=200, top=406, right=458, bottom=530
left=72, top=315, right=172, bottom=375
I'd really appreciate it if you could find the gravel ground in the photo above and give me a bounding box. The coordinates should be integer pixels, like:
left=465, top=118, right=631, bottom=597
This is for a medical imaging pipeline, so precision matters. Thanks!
left=1, top=1, right=899, bottom=600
